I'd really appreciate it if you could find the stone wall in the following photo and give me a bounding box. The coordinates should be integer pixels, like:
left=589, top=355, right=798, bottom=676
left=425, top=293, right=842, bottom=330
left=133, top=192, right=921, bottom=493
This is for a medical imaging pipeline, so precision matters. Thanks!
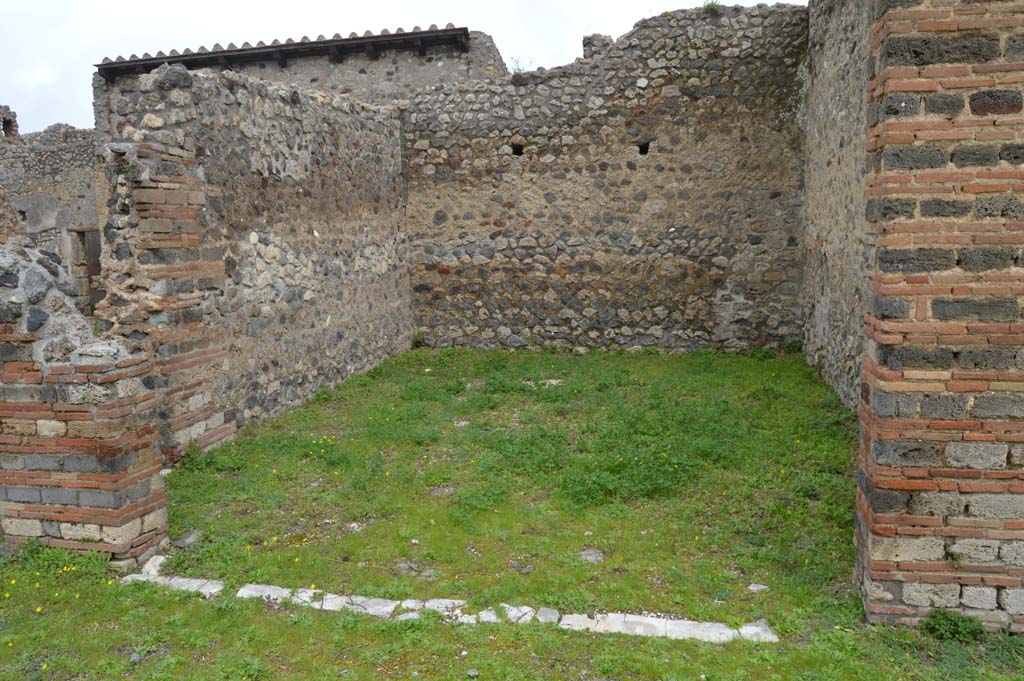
left=0, top=120, right=99, bottom=272
left=0, top=64, right=413, bottom=560
left=858, top=0, right=1024, bottom=632
left=5, top=0, right=1024, bottom=632
left=230, top=31, right=507, bottom=105
left=404, top=5, right=808, bottom=351
left=93, top=64, right=413, bottom=456
left=802, top=0, right=872, bottom=407
left=0, top=185, right=17, bottom=240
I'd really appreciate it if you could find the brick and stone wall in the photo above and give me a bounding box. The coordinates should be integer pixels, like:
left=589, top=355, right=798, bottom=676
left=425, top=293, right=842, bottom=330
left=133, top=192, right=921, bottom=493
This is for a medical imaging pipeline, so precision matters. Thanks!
left=0, top=64, right=412, bottom=561
left=0, top=118, right=100, bottom=280
left=6, top=0, right=1024, bottom=633
left=92, top=64, right=412, bottom=455
left=803, top=0, right=872, bottom=406
left=858, top=0, right=1024, bottom=632
left=0, top=235, right=166, bottom=563
left=404, top=5, right=808, bottom=351
left=230, top=30, right=507, bottom=105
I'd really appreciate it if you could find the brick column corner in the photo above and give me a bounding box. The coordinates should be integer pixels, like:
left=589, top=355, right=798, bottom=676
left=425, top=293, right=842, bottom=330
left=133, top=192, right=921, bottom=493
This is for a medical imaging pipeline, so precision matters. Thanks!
left=0, top=238, right=166, bottom=565
left=859, top=0, right=1024, bottom=631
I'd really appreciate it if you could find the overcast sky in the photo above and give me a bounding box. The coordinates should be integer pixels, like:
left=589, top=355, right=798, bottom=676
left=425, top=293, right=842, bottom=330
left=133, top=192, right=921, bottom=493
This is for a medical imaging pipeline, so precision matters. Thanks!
left=3, top=1, right=805, bottom=133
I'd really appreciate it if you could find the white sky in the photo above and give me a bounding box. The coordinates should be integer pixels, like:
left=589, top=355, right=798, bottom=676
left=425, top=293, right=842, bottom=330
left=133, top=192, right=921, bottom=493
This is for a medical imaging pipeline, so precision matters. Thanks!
left=2, top=1, right=805, bottom=133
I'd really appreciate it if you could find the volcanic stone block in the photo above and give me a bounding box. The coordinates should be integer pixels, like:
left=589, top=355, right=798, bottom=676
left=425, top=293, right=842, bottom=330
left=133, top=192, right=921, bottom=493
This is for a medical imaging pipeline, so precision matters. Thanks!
left=961, top=586, right=997, bottom=610
left=883, top=33, right=999, bottom=66
left=870, top=295, right=911, bottom=319
left=967, top=494, right=1024, bottom=519
left=878, top=248, right=957, bottom=273
left=0, top=303, right=21, bottom=323
left=881, top=94, right=920, bottom=119
left=860, top=471, right=910, bottom=514
left=870, top=389, right=917, bottom=418
left=972, top=395, right=1024, bottom=419
left=959, top=348, right=1020, bottom=371
left=1001, top=144, right=1024, bottom=165
left=945, top=442, right=1008, bottom=470
left=952, top=145, right=1000, bottom=168
left=999, top=588, right=1024, bottom=616
left=948, top=539, right=1000, bottom=563
left=909, top=492, right=966, bottom=517
left=874, top=440, right=942, bottom=467
left=931, top=298, right=1019, bottom=322
left=1006, top=35, right=1024, bottom=62
left=903, top=583, right=961, bottom=608
left=1001, top=542, right=1024, bottom=566
left=870, top=535, right=945, bottom=562
left=867, top=198, right=916, bottom=222
left=40, top=487, right=79, bottom=506
left=970, top=90, right=1024, bottom=116
left=959, top=248, right=1017, bottom=272
left=882, top=145, right=949, bottom=170
left=920, top=199, right=972, bottom=218
left=0, top=518, right=44, bottom=537
left=878, top=345, right=954, bottom=370
left=925, top=93, right=964, bottom=116
left=976, top=195, right=1024, bottom=220
left=26, top=307, right=49, bottom=332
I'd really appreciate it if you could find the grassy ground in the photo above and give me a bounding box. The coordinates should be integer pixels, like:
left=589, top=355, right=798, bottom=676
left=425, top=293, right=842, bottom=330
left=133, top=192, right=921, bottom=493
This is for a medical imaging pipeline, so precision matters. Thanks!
left=1, top=348, right=1023, bottom=680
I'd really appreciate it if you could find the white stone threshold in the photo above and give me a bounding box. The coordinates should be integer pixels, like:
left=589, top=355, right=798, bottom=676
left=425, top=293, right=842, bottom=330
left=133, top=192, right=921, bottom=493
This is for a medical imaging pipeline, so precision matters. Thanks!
left=122, top=556, right=778, bottom=644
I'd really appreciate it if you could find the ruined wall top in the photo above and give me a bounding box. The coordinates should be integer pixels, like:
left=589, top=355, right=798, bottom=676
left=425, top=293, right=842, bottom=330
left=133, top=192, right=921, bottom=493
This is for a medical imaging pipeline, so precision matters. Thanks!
left=460, top=3, right=811, bottom=110
left=0, top=106, right=18, bottom=140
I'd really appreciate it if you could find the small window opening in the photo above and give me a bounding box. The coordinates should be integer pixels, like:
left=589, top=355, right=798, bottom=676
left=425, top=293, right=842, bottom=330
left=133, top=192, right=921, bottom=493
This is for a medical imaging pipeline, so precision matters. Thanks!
left=1, top=118, right=15, bottom=138
left=512, top=144, right=524, bottom=156
left=638, top=142, right=650, bottom=156
left=16, top=210, right=26, bottom=222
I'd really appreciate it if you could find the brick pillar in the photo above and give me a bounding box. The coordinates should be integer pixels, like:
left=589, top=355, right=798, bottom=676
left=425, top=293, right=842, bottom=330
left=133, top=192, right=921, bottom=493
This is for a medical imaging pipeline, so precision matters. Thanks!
left=0, top=246, right=167, bottom=562
left=859, top=0, right=1024, bottom=630
left=1, top=119, right=234, bottom=564
left=98, top=142, right=233, bottom=462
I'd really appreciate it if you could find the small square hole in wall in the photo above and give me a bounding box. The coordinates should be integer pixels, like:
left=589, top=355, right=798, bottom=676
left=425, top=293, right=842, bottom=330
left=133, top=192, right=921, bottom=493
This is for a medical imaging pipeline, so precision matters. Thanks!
left=1, top=118, right=14, bottom=138
left=638, top=142, right=650, bottom=155
left=512, top=144, right=524, bottom=156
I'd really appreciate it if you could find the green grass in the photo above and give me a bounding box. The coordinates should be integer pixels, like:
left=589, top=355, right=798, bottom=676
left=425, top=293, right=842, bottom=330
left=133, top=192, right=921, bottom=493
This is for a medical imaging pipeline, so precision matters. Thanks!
left=703, top=0, right=723, bottom=16
left=2, top=348, right=1023, bottom=679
